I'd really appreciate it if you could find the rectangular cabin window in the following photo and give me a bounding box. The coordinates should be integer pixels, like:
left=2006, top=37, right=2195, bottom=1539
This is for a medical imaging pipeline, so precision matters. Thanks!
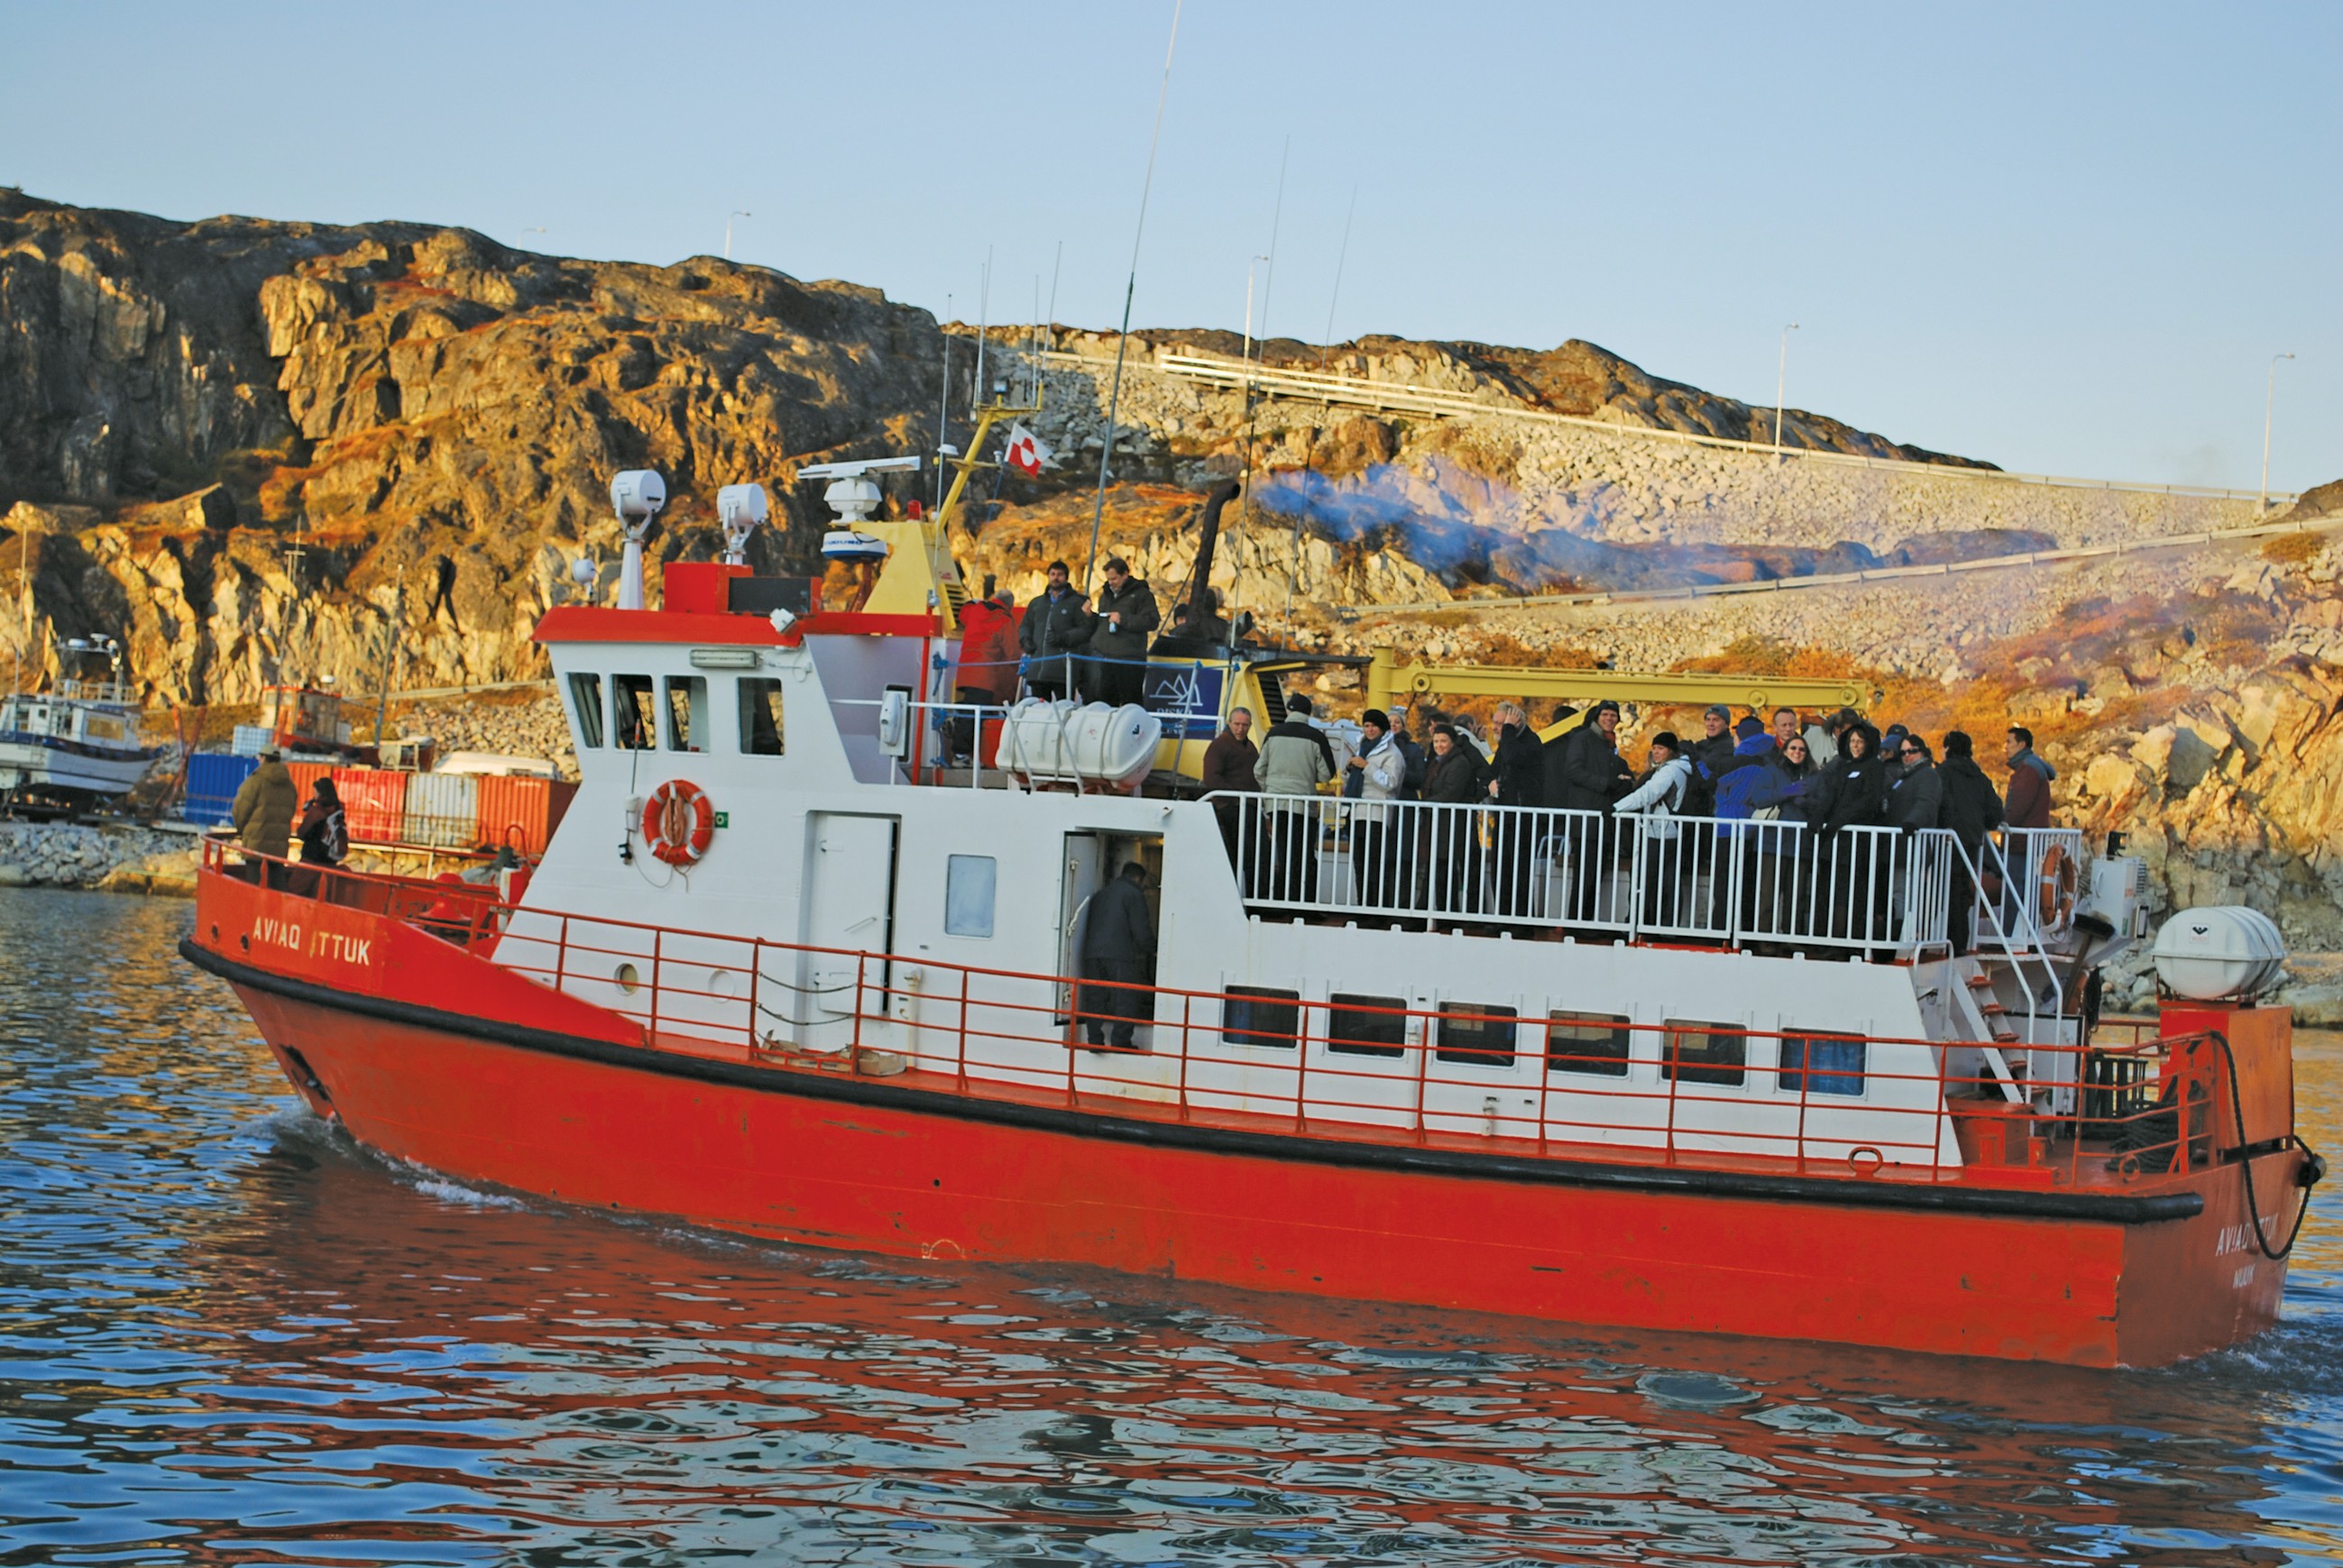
left=1548, top=1012, right=1632, bottom=1077
left=567, top=674, right=605, bottom=748
left=1779, top=1033, right=1867, bottom=1096
left=612, top=675, right=657, bottom=750
left=1436, top=1003, right=1518, bottom=1068
left=84, top=712, right=126, bottom=744
left=1222, top=986, right=1300, bottom=1050
left=944, top=855, right=997, bottom=939
left=664, top=675, right=706, bottom=752
left=1662, top=1022, right=1746, bottom=1087
left=739, top=677, right=786, bottom=756
left=1327, top=994, right=1407, bottom=1059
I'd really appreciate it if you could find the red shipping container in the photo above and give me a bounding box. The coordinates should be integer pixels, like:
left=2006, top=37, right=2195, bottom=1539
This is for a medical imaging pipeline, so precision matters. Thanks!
left=331, top=767, right=408, bottom=845
left=286, top=761, right=333, bottom=802
left=475, top=775, right=579, bottom=858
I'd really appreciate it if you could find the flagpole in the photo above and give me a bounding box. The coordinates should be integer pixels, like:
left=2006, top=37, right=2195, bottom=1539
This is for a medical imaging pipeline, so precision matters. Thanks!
left=1083, top=0, right=1182, bottom=588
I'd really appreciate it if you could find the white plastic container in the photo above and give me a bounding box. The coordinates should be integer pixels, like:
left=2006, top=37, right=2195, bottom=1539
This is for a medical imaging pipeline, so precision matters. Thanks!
left=998, top=699, right=1162, bottom=789
left=2151, top=906, right=2287, bottom=1002
left=231, top=723, right=272, bottom=756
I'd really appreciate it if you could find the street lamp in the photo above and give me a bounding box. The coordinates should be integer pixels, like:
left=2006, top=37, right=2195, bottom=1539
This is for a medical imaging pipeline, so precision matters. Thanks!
left=724, top=211, right=752, bottom=261
left=1773, top=323, right=1801, bottom=456
left=2259, top=352, right=2296, bottom=515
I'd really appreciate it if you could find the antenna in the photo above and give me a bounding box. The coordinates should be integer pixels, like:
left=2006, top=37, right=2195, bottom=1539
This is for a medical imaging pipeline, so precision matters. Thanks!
left=609, top=471, right=666, bottom=610
left=1083, top=0, right=1183, bottom=586
left=972, top=248, right=992, bottom=423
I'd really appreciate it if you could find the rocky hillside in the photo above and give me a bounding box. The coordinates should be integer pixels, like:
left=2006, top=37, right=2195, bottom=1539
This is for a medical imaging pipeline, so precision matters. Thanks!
left=3, top=189, right=1998, bottom=705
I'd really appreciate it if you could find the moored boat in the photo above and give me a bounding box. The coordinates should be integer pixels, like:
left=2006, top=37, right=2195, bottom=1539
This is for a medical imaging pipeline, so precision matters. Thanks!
left=183, top=467, right=2324, bottom=1368
left=0, top=637, right=162, bottom=810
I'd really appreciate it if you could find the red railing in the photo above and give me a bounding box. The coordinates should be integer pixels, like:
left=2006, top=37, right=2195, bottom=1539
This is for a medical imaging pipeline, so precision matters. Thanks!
left=199, top=843, right=2233, bottom=1188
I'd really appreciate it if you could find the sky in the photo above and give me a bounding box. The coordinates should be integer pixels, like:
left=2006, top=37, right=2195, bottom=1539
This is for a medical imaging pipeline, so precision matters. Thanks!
left=5, top=1, right=2338, bottom=492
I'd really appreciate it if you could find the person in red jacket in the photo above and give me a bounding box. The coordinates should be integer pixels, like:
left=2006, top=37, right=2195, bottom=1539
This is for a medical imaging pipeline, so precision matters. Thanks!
left=2003, top=725, right=2056, bottom=829
left=950, top=587, right=1024, bottom=764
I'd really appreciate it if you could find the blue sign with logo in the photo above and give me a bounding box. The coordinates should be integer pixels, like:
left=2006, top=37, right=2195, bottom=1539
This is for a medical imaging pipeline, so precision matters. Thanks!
left=1141, top=661, right=1227, bottom=740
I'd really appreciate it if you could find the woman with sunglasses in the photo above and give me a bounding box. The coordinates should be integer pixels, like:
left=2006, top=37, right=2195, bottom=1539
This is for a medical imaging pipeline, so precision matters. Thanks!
left=1739, top=730, right=1818, bottom=934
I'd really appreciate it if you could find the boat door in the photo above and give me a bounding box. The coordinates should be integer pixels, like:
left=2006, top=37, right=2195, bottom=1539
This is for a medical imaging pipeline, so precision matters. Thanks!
left=1055, top=832, right=1108, bottom=1024
left=796, top=812, right=900, bottom=1053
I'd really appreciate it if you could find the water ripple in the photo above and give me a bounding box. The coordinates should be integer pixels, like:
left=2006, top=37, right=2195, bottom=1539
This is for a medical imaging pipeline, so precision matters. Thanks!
left=0, top=887, right=2336, bottom=1564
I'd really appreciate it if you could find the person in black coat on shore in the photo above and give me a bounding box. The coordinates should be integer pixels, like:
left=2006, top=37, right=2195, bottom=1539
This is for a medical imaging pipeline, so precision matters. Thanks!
left=1080, top=861, right=1156, bottom=1049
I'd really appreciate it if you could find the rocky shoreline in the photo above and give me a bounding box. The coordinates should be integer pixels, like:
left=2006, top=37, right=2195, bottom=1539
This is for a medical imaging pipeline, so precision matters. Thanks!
left=0, top=822, right=203, bottom=896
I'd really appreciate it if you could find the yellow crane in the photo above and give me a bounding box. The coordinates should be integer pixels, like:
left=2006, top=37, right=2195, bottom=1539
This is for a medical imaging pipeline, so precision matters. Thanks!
left=1362, top=648, right=1870, bottom=738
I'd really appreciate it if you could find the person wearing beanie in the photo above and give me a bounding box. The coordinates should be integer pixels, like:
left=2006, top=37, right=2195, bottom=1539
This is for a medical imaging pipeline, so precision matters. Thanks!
left=1688, top=703, right=1737, bottom=783
left=1346, top=707, right=1408, bottom=908
left=1613, top=730, right=1696, bottom=925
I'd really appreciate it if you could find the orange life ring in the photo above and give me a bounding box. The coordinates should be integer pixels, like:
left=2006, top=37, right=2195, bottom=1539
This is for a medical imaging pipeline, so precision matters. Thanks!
left=642, top=779, right=717, bottom=866
left=2037, top=842, right=2078, bottom=930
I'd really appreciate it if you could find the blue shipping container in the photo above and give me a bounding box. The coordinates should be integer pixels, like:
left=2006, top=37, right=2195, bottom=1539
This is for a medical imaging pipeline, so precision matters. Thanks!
left=184, top=752, right=258, bottom=828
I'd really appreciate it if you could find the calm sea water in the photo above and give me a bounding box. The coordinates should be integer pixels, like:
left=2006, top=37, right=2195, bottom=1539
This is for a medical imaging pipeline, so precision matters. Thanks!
left=2, top=888, right=2337, bottom=1567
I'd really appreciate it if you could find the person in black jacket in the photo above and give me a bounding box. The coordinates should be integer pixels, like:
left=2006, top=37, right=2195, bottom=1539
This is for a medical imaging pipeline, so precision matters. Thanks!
left=1087, top=557, right=1159, bottom=706
left=1422, top=723, right=1489, bottom=917
left=1556, top=701, right=1631, bottom=812
left=1686, top=704, right=1738, bottom=788
left=1538, top=701, right=1583, bottom=809
left=1552, top=701, right=1631, bottom=922
left=1018, top=560, right=1094, bottom=701
left=1808, top=721, right=1888, bottom=943
left=1482, top=703, right=1546, bottom=920
left=1080, top=861, right=1156, bottom=1049
left=1937, top=730, right=2006, bottom=954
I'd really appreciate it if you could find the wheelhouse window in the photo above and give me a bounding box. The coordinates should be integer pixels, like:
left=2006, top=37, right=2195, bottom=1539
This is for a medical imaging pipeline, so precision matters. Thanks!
left=1327, top=994, right=1407, bottom=1059
left=1779, top=1033, right=1867, bottom=1096
left=1435, top=1003, right=1518, bottom=1068
left=1548, top=1012, right=1631, bottom=1077
left=664, top=675, right=706, bottom=752
left=944, top=855, right=997, bottom=939
left=567, top=674, right=605, bottom=748
left=739, top=677, right=786, bottom=756
left=612, top=675, right=657, bottom=750
left=1222, top=986, right=1300, bottom=1050
left=1662, top=1022, right=1746, bottom=1087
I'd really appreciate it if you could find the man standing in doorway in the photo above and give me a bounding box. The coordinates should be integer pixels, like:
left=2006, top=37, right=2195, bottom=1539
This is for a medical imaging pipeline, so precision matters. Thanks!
left=1081, top=860, right=1156, bottom=1050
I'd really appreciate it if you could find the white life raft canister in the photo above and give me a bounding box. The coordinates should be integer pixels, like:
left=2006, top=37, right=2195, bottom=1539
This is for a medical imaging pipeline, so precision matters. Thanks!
left=998, top=699, right=1162, bottom=789
left=2150, top=905, right=2287, bottom=1002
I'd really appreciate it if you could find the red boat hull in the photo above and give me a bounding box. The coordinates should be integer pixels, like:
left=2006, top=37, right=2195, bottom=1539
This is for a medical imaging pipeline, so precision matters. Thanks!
left=204, top=963, right=2292, bottom=1370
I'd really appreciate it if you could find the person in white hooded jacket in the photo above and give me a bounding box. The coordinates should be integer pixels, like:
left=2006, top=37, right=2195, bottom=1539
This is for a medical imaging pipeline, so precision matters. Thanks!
left=1613, top=730, right=1699, bottom=926
left=1346, top=709, right=1409, bottom=907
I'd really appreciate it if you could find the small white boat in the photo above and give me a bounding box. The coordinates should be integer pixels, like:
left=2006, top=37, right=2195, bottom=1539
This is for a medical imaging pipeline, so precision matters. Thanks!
left=0, top=637, right=162, bottom=809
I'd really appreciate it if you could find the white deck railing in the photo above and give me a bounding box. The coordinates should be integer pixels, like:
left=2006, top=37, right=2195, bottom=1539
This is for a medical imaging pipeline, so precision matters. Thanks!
left=1208, top=793, right=1991, bottom=957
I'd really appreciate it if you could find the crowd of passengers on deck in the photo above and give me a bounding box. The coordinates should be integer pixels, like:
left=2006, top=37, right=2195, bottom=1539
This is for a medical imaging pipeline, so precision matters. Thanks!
left=940, top=556, right=2064, bottom=957
left=1192, top=697, right=2063, bottom=955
